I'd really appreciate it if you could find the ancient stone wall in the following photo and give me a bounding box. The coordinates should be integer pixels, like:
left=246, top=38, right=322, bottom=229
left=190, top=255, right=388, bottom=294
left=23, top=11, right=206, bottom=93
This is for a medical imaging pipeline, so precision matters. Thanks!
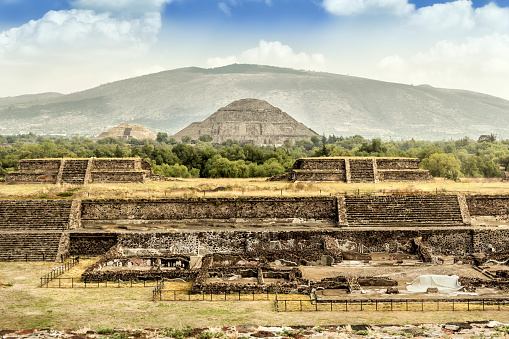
left=293, top=171, right=346, bottom=182
left=18, top=159, right=62, bottom=171
left=376, top=158, right=420, bottom=170
left=79, top=228, right=509, bottom=257
left=80, top=197, right=337, bottom=222
left=7, top=158, right=154, bottom=185
left=91, top=159, right=141, bottom=171
left=277, top=157, right=431, bottom=183
left=466, top=195, right=509, bottom=216
left=293, top=158, right=346, bottom=171
left=90, top=171, right=148, bottom=183
left=69, top=233, right=118, bottom=255
left=378, top=170, right=432, bottom=182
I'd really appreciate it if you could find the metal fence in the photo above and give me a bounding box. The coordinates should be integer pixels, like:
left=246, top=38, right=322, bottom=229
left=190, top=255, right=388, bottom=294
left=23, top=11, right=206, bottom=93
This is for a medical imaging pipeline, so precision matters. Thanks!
left=41, top=277, right=164, bottom=288
left=39, top=257, right=79, bottom=287
left=275, top=297, right=509, bottom=312
left=152, top=288, right=307, bottom=302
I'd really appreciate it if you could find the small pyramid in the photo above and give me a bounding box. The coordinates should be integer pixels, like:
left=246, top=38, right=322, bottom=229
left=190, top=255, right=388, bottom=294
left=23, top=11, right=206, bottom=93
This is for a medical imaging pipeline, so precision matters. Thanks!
left=97, top=123, right=157, bottom=141
left=173, top=98, right=318, bottom=145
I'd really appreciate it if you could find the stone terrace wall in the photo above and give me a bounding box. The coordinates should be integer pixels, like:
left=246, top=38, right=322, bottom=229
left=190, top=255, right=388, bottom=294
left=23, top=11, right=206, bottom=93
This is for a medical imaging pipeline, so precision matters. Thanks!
left=376, top=158, right=420, bottom=170
left=90, top=171, right=148, bottom=183
left=80, top=197, right=337, bottom=222
left=466, top=195, right=509, bottom=216
left=293, top=171, right=346, bottom=182
left=293, top=158, right=346, bottom=170
left=91, top=159, right=141, bottom=171
left=69, top=233, right=118, bottom=255
left=378, top=170, right=432, bottom=182
left=72, top=229, right=509, bottom=258
left=18, top=159, right=62, bottom=171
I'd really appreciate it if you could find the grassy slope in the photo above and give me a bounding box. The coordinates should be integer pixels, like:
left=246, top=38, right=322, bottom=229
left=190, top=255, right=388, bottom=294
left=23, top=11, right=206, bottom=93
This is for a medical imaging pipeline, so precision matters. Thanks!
left=1, top=177, right=509, bottom=200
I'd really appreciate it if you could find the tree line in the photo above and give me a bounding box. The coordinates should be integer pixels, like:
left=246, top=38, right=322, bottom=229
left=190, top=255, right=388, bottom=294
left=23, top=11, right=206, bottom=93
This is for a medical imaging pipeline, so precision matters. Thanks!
left=0, top=132, right=507, bottom=179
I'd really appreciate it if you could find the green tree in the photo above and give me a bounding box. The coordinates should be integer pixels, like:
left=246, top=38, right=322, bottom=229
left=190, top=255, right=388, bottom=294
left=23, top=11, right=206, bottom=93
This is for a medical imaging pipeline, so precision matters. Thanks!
left=421, top=153, right=461, bottom=179
left=198, top=134, right=213, bottom=142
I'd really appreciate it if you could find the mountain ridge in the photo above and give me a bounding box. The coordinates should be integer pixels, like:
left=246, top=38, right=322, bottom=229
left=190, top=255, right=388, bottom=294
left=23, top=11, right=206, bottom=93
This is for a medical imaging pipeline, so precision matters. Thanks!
left=1, top=64, right=508, bottom=140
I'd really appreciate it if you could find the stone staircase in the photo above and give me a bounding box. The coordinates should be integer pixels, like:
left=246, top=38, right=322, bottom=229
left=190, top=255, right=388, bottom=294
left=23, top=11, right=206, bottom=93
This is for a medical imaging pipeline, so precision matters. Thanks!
left=349, top=159, right=375, bottom=183
left=344, top=195, right=464, bottom=226
left=0, top=200, right=73, bottom=231
left=0, top=200, right=74, bottom=261
left=0, top=232, right=63, bottom=261
left=60, top=160, right=90, bottom=185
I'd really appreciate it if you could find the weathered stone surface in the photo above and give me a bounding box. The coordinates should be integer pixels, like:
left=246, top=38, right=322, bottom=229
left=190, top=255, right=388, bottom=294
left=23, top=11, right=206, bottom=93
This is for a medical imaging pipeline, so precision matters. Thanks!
left=6, top=158, right=153, bottom=185
left=172, top=99, right=318, bottom=145
left=96, top=123, right=157, bottom=141
left=270, top=157, right=432, bottom=183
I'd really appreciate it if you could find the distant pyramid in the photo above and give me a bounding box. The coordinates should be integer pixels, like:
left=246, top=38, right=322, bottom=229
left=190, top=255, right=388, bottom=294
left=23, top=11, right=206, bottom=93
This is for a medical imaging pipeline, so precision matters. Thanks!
left=97, top=123, right=157, bottom=141
left=172, top=98, right=318, bottom=145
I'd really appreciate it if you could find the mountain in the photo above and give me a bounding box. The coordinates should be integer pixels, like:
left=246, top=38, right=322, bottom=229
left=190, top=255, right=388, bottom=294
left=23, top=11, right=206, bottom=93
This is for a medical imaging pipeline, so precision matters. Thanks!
left=1, top=64, right=508, bottom=140
left=173, top=98, right=318, bottom=145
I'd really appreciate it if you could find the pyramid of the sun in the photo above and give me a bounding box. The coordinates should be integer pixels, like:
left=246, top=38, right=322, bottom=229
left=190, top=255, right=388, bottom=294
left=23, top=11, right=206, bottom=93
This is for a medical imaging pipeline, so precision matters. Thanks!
left=97, top=123, right=157, bottom=141
left=172, top=99, right=318, bottom=145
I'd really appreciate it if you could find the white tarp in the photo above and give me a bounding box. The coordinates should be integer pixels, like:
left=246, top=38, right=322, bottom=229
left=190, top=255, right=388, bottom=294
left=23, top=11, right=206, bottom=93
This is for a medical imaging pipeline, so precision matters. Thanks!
left=407, top=275, right=462, bottom=293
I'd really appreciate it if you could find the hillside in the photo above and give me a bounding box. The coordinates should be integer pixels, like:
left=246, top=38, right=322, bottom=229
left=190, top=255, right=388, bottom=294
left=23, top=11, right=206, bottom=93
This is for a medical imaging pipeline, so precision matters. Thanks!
left=1, top=64, right=508, bottom=140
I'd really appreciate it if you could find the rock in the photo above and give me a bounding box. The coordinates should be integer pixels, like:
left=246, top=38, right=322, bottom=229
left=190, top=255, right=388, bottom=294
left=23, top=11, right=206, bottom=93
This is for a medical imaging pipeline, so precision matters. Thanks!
left=386, top=287, right=399, bottom=294
left=426, top=287, right=439, bottom=294
left=236, top=324, right=259, bottom=333
left=443, top=325, right=460, bottom=331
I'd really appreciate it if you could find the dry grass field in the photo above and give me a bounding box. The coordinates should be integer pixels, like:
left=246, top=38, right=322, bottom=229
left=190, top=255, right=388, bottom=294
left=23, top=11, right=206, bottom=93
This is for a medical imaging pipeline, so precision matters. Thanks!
left=1, top=177, right=509, bottom=200
left=2, top=261, right=509, bottom=330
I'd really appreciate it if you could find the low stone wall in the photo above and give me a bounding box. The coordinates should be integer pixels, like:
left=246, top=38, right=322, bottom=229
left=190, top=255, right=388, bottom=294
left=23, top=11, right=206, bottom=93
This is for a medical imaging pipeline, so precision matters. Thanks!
left=90, top=171, right=148, bottom=183
left=466, top=195, right=509, bottom=216
left=80, top=197, right=337, bottom=222
left=293, top=171, right=346, bottom=182
left=378, top=170, right=432, bottom=182
left=5, top=172, right=57, bottom=184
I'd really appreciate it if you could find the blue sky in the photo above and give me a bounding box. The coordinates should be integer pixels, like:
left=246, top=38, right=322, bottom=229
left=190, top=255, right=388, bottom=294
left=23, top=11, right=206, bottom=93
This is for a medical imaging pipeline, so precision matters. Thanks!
left=1, top=0, right=509, bottom=99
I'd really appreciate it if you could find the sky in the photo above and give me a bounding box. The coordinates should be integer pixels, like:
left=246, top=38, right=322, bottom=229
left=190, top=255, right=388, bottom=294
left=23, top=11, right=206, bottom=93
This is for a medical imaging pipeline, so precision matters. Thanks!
left=0, top=0, right=508, bottom=100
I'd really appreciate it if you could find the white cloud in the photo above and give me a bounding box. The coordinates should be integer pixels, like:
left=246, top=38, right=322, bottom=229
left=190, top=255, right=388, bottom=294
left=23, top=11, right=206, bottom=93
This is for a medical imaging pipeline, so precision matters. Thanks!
left=70, top=0, right=173, bottom=17
left=377, top=33, right=509, bottom=98
left=206, top=40, right=326, bottom=70
left=218, top=2, right=232, bottom=16
left=322, top=0, right=414, bottom=16
left=0, top=9, right=161, bottom=54
left=408, top=0, right=475, bottom=31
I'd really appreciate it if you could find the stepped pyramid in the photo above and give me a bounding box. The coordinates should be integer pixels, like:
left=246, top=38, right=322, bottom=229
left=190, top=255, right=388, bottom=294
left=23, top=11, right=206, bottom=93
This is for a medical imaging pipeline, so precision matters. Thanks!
left=172, top=99, right=318, bottom=145
left=97, top=123, right=157, bottom=141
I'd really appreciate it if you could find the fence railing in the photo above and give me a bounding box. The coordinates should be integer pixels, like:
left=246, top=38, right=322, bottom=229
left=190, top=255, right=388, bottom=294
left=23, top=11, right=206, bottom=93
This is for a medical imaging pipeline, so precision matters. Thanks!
left=152, top=280, right=164, bottom=300
left=39, top=257, right=79, bottom=287
left=41, top=277, right=163, bottom=288
left=275, top=297, right=509, bottom=312
left=152, top=289, right=307, bottom=302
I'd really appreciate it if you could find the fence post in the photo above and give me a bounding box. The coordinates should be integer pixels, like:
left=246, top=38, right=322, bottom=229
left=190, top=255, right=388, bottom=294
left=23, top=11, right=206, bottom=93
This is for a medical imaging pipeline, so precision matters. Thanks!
left=391, top=299, right=393, bottom=311
left=285, top=300, right=287, bottom=312
left=361, top=300, right=363, bottom=311
left=72, top=277, right=73, bottom=288
left=483, top=299, right=485, bottom=311
left=345, top=300, right=348, bottom=312
left=468, top=300, right=470, bottom=311
left=300, top=300, right=302, bottom=312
